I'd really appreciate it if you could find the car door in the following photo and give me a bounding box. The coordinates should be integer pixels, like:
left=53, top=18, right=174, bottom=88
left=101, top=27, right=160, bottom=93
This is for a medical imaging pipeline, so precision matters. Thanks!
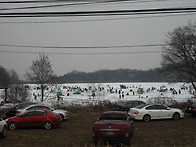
left=18, top=111, right=36, bottom=128
left=145, top=105, right=160, bottom=119
left=18, top=110, right=46, bottom=128
left=159, top=105, right=172, bottom=119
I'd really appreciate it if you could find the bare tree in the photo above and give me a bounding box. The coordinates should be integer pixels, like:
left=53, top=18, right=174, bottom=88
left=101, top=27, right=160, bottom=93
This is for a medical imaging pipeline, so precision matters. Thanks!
left=26, top=53, right=56, bottom=102
left=161, top=21, right=196, bottom=90
left=0, top=65, right=11, bottom=86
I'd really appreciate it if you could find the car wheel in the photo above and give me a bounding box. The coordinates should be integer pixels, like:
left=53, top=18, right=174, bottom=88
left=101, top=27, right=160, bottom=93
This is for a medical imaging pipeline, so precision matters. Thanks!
left=131, top=126, right=134, bottom=137
left=1, top=126, right=7, bottom=138
left=44, top=121, right=52, bottom=130
left=93, top=137, right=98, bottom=146
left=59, top=114, right=64, bottom=121
left=173, top=113, right=180, bottom=120
left=9, top=122, right=17, bottom=130
left=143, top=114, right=151, bottom=122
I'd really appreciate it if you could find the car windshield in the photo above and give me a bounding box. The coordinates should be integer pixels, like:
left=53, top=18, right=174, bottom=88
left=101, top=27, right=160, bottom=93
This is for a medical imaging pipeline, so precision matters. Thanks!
left=15, top=103, right=35, bottom=109
left=99, top=114, right=127, bottom=120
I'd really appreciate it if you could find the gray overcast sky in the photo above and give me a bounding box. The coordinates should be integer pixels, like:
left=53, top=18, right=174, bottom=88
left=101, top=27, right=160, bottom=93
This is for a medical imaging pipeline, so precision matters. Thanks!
left=0, top=0, right=196, bottom=78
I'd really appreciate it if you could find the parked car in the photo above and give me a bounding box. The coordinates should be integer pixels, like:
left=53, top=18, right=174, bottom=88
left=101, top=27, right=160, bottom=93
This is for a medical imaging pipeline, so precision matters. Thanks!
left=92, top=111, right=134, bottom=145
left=6, top=109, right=61, bottom=130
left=5, top=102, right=37, bottom=117
left=16, top=104, right=69, bottom=121
left=115, top=100, right=145, bottom=111
left=128, top=104, right=184, bottom=122
left=0, top=118, right=7, bottom=138
left=185, top=102, right=196, bottom=115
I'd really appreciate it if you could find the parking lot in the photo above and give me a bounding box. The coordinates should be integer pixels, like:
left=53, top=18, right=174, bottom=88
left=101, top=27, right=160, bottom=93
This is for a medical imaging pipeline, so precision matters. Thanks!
left=0, top=107, right=196, bottom=147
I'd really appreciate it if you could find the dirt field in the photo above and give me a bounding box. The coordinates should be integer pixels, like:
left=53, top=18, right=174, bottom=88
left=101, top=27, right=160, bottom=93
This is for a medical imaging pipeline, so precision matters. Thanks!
left=0, top=106, right=196, bottom=147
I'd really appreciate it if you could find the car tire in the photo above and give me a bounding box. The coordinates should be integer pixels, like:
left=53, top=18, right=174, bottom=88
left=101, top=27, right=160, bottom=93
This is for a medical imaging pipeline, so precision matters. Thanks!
left=44, top=121, right=52, bottom=130
left=131, top=126, right=134, bottom=137
left=9, top=122, right=17, bottom=130
left=1, top=126, right=7, bottom=138
left=59, top=114, right=64, bottom=121
left=125, top=137, right=131, bottom=145
left=93, top=137, right=98, bottom=146
left=143, top=114, right=151, bottom=122
left=172, top=112, right=180, bottom=120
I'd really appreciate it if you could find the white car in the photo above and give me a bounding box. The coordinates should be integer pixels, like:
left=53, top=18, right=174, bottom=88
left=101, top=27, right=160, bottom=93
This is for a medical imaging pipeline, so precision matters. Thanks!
left=17, top=105, right=69, bottom=121
left=128, top=104, right=184, bottom=122
left=0, top=118, right=7, bottom=138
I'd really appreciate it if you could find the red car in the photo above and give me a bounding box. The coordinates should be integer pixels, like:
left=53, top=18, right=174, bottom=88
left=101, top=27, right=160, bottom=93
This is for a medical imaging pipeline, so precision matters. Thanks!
left=6, top=109, right=61, bottom=130
left=92, top=111, right=134, bottom=145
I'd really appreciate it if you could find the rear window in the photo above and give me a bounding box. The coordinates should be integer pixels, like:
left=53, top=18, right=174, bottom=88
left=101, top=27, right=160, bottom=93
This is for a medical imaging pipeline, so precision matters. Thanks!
left=99, top=114, right=127, bottom=120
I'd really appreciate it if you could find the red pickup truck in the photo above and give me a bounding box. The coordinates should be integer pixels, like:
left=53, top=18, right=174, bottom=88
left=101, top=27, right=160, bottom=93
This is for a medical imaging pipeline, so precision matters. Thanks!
left=92, top=111, right=134, bottom=146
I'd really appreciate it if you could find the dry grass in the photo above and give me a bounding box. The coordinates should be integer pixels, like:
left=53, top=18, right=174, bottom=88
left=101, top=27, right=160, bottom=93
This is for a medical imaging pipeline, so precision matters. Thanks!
left=1, top=104, right=196, bottom=147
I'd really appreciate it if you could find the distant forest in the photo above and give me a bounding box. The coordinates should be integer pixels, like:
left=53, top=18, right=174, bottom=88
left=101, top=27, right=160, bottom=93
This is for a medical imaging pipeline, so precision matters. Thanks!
left=57, top=68, right=170, bottom=83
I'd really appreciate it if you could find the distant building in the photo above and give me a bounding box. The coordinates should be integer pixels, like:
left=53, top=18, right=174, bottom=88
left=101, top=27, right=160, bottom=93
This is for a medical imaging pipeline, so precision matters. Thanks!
left=0, top=84, right=8, bottom=103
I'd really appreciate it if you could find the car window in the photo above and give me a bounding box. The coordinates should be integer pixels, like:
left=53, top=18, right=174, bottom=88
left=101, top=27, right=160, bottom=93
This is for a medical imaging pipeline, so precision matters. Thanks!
left=35, top=111, right=46, bottom=116
left=22, top=110, right=46, bottom=117
left=22, top=111, right=36, bottom=117
left=146, top=105, right=167, bottom=110
left=131, top=101, right=139, bottom=107
left=158, top=105, right=168, bottom=110
left=99, top=114, right=127, bottom=120
left=146, top=105, right=157, bottom=110
left=135, top=103, right=148, bottom=109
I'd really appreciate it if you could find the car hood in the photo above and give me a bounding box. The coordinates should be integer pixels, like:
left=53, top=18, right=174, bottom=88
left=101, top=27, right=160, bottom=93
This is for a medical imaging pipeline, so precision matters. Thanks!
left=6, top=116, right=18, bottom=122
left=170, top=108, right=182, bottom=112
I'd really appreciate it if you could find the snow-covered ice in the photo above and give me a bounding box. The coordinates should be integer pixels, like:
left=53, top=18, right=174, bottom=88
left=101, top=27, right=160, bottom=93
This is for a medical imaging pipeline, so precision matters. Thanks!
left=0, top=82, right=195, bottom=108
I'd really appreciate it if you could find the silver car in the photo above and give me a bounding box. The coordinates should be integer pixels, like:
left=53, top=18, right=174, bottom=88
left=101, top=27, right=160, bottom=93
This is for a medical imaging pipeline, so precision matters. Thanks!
left=128, top=104, right=184, bottom=122
left=17, top=105, right=69, bottom=121
left=0, top=118, right=7, bottom=138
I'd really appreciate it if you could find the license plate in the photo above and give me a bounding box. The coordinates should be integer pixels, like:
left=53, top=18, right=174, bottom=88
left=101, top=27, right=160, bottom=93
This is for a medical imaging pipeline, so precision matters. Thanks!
left=106, top=131, right=114, bottom=135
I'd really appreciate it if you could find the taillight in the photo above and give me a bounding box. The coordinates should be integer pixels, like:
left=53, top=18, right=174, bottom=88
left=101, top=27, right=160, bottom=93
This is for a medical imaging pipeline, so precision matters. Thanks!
left=6, top=110, right=10, bottom=112
left=53, top=115, right=59, bottom=119
left=193, top=108, right=196, bottom=110
left=134, top=110, right=139, bottom=114
left=92, top=129, right=95, bottom=136
left=17, top=111, right=21, bottom=114
left=125, top=130, right=129, bottom=137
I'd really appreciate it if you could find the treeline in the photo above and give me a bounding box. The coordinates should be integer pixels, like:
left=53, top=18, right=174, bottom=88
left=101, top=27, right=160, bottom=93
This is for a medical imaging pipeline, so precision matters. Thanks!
left=58, top=68, right=169, bottom=83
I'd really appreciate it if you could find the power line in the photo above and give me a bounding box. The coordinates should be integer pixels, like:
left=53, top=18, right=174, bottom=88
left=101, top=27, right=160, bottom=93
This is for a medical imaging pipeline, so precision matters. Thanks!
left=0, top=50, right=162, bottom=55
left=0, top=43, right=165, bottom=49
left=0, top=0, right=163, bottom=11
left=0, top=7, right=195, bottom=17
left=0, top=42, right=163, bottom=55
left=0, top=12, right=195, bottom=24
left=0, top=0, right=131, bottom=11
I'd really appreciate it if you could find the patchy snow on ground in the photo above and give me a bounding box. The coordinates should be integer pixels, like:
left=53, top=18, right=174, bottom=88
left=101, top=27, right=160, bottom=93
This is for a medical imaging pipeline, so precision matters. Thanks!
left=0, top=82, right=195, bottom=108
